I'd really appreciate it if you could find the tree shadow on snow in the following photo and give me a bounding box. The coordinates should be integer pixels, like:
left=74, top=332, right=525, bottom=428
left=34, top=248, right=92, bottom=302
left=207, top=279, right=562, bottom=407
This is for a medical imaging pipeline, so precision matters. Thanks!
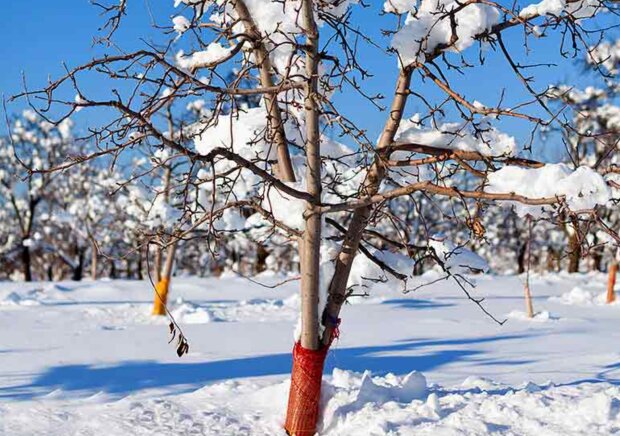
left=0, top=333, right=535, bottom=400
left=381, top=298, right=455, bottom=310
left=553, top=361, right=620, bottom=387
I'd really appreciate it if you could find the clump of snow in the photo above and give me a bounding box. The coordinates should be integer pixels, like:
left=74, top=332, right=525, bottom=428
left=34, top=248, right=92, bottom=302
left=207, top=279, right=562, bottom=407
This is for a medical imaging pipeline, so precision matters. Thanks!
left=176, top=43, right=234, bottom=70
left=392, top=0, right=499, bottom=66
left=194, top=105, right=281, bottom=161
left=172, top=15, right=191, bottom=34
left=394, top=117, right=517, bottom=157
left=261, top=183, right=306, bottom=232
left=485, top=163, right=610, bottom=217
left=356, top=370, right=428, bottom=404
left=520, top=0, right=603, bottom=20
left=169, top=298, right=217, bottom=324
left=383, top=0, right=414, bottom=13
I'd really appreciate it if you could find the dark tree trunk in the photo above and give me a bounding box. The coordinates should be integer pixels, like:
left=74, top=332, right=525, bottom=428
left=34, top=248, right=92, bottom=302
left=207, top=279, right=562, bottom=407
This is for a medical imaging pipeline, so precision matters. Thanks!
left=71, top=248, right=85, bottom=281
left=110, top=261, right=117, bottom=279
left=255, top=244, right=269, bottom=273
left=568, top=232, right=581, bottom=273
left=21, top=245, right=32, bottom=282
left=590, top=249, right=603, bottom=272
left=517, top=242, right=527, bottom=274
left=125, top=260, right=133, bottom=279
left=137, top=247, right=144, bottom=280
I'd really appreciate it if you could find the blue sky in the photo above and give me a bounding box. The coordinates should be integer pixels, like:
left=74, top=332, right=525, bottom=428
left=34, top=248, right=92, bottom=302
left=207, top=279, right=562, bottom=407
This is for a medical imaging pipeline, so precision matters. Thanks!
left=1, top=1, right=615, bottom=161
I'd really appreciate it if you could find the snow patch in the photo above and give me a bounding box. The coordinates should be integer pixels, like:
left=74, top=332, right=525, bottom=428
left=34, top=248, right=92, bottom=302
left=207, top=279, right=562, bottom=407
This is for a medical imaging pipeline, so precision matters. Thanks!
left=550, top=286, right=611, bottom=306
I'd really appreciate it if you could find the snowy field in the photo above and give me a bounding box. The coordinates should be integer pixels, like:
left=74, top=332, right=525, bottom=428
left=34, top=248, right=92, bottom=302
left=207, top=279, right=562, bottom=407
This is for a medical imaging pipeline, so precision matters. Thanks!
left=1, top=272, right=620, bottom=435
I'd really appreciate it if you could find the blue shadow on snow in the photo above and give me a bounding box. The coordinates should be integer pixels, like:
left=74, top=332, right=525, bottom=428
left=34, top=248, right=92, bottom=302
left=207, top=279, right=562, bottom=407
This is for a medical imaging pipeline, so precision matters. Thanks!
left=0, top=333, right=535, bottom=400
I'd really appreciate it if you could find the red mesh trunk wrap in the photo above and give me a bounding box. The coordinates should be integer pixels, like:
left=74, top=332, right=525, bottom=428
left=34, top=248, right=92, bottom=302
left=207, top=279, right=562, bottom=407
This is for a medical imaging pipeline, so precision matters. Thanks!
left=284, top=342, right=329, bottom=436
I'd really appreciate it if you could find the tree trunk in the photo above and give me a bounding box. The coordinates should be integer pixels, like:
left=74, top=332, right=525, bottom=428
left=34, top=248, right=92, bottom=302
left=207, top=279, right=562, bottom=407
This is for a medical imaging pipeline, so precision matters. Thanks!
left=567, top=224, right=581, bottom=273
left=524, top=219, right=535, bottom=318
left=152, top=243, right=177, bottom=316
left=71, top=247, right=85, bottom=281
left=607, top=263, right=617, bottom=304
left=517, top=242, right=527, bottom=274
left=524, top=284, right=534, bottom=318
left=125, top=259, right=133, bottom=279
left=137, top=245, right=144, bottom=281
left=91, top=239, right=98, bottom=280
left=284, top=4, right=324, bottom=434
left=21, top=244, right=32, bottom=282
left=255, top=243, right=269, bottom=273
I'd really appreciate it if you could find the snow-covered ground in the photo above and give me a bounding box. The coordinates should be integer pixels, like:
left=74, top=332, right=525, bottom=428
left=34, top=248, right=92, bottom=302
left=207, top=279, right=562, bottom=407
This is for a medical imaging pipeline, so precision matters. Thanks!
left=1, top=272, right=620, bottom=435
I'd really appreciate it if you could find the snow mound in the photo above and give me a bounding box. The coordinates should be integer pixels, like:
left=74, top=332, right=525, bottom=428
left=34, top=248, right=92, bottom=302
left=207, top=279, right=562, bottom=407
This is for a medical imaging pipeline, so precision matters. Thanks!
left=355, top=370, right=428, bottom=404
left=550, top=286, right=610, bottom=306
left=170, top=298, right=218, bottom=324
left=506, top=309, right=559, bottom=322
left=460, top=376, right=508, bottom=391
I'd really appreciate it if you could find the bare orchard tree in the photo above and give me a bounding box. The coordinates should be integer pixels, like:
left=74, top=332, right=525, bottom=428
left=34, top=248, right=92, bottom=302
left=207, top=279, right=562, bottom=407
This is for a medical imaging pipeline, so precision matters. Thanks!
left=13, top=0, right=620, bottom=433
left=0, top=111, right=77, bottom=281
